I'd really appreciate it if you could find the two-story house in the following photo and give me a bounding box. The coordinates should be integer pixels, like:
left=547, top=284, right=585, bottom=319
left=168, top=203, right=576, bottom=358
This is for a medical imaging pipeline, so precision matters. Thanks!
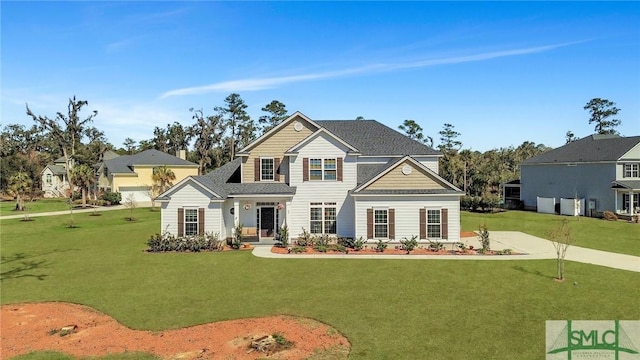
left=98, top=149, right=199, bottom=202
left=41, top=156, right=71, bottom=198
left=157, top=112, right=464, bottom=244
left=520, top=134, right=640, bottom=217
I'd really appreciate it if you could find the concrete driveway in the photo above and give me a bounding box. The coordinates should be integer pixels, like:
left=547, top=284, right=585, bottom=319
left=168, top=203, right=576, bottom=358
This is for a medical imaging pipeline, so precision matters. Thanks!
left=253, top=231, right=640, bottom=273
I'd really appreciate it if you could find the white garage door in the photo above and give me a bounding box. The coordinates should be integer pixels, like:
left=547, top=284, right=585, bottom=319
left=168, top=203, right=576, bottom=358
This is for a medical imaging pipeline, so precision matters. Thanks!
left=118, top=186, right=151, bottom=203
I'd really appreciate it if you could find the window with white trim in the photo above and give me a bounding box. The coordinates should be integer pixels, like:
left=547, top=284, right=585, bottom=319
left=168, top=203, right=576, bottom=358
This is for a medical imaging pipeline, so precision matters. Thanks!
left=46, top=174, right=52, bottom=184
left=184, top=208, right=198, bottom=236
left=309, top=158, right=337, bottom=181
left=309, top=202, right=337, bottom=234
left=374, top=209, right=388, bottom=238
left=261, top=158, right=274, bottom=181
left=622, top=193, right=639, bottom=212
left=427, top=209, right=441, bottom=238
left=624, top=163, right=639, bottom=178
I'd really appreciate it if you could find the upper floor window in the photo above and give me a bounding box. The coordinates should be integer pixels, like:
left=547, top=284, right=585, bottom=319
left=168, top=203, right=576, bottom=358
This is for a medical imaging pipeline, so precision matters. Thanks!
left=261, top=158, right=274, bottom=181
left=624, top=163, right=639, bottom=178
left=309, top=158, right=336, bottom=181
left=46, top=174, right=52, bottom=184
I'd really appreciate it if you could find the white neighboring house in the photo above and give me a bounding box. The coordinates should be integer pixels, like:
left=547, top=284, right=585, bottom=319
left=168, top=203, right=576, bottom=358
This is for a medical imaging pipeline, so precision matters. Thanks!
left=157, top=112, right=464, bottom=244
left=41, top=156, right=70, bottom=198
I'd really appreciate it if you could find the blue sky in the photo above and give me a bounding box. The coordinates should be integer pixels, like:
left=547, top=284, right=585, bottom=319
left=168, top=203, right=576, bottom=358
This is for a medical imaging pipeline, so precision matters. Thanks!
left=2, top=1, right=639, bottom=151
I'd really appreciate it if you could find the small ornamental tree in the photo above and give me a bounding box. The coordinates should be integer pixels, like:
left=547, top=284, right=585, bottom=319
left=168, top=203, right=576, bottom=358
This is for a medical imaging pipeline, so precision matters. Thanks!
left=547, top=219, right=574, bottom=281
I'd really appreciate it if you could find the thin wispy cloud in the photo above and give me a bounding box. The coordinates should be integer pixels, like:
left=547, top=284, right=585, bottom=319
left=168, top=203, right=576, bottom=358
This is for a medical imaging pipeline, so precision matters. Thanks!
left=160, top=41, right=585, bottom=98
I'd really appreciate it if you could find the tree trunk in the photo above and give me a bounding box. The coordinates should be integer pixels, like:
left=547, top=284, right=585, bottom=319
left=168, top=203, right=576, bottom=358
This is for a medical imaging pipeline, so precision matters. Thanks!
left=82, top=188, right=87, bottom=208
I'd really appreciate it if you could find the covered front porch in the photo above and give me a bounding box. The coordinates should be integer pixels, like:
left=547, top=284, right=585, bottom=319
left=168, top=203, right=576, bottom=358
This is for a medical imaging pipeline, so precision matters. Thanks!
left=226, top=196, right=293, bottom=243
left=612, top=180, right=640, bottom=217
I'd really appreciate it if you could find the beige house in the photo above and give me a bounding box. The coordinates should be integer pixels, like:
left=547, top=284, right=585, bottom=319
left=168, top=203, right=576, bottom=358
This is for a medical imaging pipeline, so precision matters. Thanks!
left=98, top=149, right=198, bottom=202
left=41, top=156, right=70, bottom=198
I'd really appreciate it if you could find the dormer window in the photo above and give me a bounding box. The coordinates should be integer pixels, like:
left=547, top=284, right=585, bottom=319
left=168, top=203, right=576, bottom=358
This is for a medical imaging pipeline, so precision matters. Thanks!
left=261, top=158, right=274, bottom=181
left=624, top=163, right=639, bottom=178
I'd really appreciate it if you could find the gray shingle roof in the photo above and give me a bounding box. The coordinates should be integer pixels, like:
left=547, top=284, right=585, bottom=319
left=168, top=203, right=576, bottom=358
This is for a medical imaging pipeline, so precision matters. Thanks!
left=522, top=134, right=640, bottom=164
left=105, top=149, right=196, bottom=174
left=46, top=164, right=66, bottom=175
left=612, top=180, right=640, bottom=190
left=193, top=158, right=295, bottom=197
left=315, top=120, right=440, bottom=156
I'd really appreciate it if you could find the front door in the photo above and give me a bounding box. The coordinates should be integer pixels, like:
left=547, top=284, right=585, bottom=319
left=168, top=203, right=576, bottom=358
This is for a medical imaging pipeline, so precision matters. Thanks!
left=260, top=207, right=275, bottom=239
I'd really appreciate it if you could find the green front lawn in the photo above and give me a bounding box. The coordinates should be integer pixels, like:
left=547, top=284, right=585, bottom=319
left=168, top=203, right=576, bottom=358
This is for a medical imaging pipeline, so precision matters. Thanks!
left=0, top=198, right=72, bottom=216
left=1, top=210, right=639, bottom=359
left=462, top=210, right=640, bottom=256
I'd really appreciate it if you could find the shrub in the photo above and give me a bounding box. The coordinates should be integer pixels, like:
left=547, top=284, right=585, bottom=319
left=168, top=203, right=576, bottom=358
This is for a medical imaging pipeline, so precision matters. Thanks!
left=427, top=239, right=444, bottom=252
left=291, top=246, right=307, bottom=253
left=375, top=239, right=389, bottom=252
left=352, top=236, right=366, bottom=251
left=338, top=237, right=354, bottom=248
left=231, top=223, right=243, bottom=249
left=497, top=248, right=513, bottom=255
left=147, top=232, right=224, bottom=252
left=296, top=228, right=313, bottom=246
left=278, top=225, right=289, bottom=247
left=603, top=210, right=618, bottom=221
left=334, top=244, right=347, bottom=253
left=478, top=223, right=490, bottom=253
left=457, top=242, right=468, bottom=252
left=101, top=191, right=121, bottom=205
left=314, top=234, right=331, bottom=247
left=399, top=235, right=418, bottom=253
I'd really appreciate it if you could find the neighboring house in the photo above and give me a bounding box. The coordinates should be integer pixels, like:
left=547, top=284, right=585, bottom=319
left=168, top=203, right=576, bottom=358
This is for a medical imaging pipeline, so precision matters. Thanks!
left=157, top=112, right=464, bottom=244
left=41, top=156, right=70, bottom=198
left=98, top=149, right=198, bottom=202
left=520, top=134, right=640, bottom=217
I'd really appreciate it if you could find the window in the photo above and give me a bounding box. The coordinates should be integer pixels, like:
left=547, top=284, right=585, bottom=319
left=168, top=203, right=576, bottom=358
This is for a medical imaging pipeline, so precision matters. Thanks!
left=309, top=158, right=337, bottom=181
left=622, top=194, right=639, bottom=213
left=624, top=164, right=639, bottom=178
left=309, top=202, right=337, bottom=234
left=184, top=209, right=198, bottom=235
left=427, top=209, right=441, bottom=238
left=261, top=158, right=274, bottom=181
left=46, top=174, right=52, bottom=184
left=374, top=209, right=388, bottom=238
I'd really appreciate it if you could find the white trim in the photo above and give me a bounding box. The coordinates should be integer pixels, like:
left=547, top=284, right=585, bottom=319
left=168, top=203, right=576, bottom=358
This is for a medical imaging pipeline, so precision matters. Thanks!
left=156, top=176, right=223, bottom=199
left=229, top=194, right=295, bottom=199
left=286, top=128, right=360, bottom=154
left=351, top=192, right=464, bottom=197
left=237, top=111, right=321, bottom=153
left=260, top=157, right=275, bottom=181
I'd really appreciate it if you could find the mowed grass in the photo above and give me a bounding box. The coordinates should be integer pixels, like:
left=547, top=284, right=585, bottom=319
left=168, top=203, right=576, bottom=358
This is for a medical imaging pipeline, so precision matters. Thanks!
left=2, top=210, right=639, bottom=360
left=0, top=198, right=71, bottom=216
left=462, top=210, right=640, bottom=256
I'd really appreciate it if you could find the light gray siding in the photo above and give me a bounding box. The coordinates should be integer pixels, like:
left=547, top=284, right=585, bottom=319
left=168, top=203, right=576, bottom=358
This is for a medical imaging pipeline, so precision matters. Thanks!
left=160, top=182, right=224, bottom=236
left=288, top=133, right=357, bottom=237
left=520, top=163, right=616, bottom=213
left=354, top=195, right=460, bottom=243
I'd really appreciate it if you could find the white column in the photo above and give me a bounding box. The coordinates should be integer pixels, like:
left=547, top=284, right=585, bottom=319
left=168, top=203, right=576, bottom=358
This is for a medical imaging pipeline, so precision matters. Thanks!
left=284, top=199, right=292, bottom=227
left=233, top=199, right=240, bottom=226
left=629, top=190, right=635, bottom=216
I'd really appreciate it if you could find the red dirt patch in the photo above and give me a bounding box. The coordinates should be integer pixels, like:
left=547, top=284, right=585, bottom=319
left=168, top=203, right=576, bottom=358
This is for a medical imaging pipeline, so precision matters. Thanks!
left=1, top=302, right=350, bottom=359
left=460, top=231, right=477, bottom=238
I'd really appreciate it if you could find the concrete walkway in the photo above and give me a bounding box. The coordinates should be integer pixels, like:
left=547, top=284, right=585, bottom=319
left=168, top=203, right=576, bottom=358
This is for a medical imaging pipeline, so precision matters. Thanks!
left=252, top=231, right=640, bottom=273
left=0, top=202, right=153, bottom=220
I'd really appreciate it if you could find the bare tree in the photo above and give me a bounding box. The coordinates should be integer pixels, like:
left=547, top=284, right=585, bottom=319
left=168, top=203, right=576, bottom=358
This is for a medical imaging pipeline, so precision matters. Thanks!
left=546, top=219, right=574, bottom=281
